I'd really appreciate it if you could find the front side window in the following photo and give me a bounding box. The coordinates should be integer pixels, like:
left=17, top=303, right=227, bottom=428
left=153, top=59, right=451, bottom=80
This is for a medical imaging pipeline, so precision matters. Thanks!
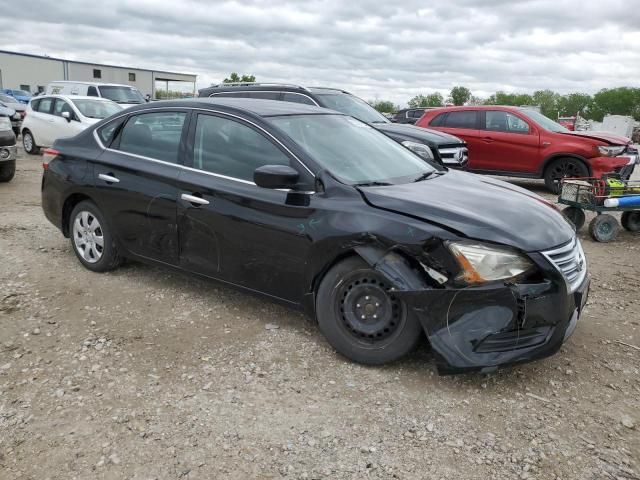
left=270, top=114, right=435, bottom=185
left=193, top=114, right=292, bottom=182
left=53, top=99, right=75, bottom=118
left=444, top=111, right=478, bottom=129
left=485, top=111, right=530, bottom=133
left=116, top=111, right=187, bottom=163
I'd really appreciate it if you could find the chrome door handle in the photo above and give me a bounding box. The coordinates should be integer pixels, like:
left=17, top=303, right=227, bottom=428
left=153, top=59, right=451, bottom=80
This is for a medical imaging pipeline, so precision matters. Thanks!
left=181, top=193, right=209, bottom=205
left=98, top=173, right=120, bottom=183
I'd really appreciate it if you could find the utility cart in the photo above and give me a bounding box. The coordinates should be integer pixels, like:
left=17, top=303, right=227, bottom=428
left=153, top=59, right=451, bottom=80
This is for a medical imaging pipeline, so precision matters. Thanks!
left=559, top=175, right=640, bottom=242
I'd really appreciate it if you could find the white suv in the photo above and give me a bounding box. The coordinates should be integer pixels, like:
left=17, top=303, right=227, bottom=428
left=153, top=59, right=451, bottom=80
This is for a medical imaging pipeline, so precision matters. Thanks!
left=21, top=95, right=122, bottom=154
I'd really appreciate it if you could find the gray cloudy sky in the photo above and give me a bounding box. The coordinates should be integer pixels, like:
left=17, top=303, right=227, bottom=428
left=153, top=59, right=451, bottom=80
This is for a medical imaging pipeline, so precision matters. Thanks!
left=1, top=0, right=639, bottom=106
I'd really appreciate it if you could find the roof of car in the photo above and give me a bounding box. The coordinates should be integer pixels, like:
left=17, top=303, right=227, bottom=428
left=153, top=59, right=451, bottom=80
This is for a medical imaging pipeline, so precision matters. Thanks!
left=198, top=83, right=352, bottom=96
left=143, top=97, right=339, bottom=117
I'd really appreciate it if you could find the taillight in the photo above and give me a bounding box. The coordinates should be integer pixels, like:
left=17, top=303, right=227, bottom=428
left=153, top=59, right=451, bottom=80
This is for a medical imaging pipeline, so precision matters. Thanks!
left=42, top=148, right=60, bottom=170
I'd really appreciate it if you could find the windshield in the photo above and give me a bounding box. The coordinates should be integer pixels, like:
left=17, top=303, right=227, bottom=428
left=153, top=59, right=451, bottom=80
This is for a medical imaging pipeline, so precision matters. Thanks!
left=270, top=114, right=435, bottom=185
left=71, top=99, right=122, bottom=119
left=0, top=94, right=16, bottom=103
left=98, top=86, right=145, bottom=104
left=315, top=92, right=389, bottom=125
left=12, top=90, right=31, bottom=97
left=519, top=109, right=569, bottom=133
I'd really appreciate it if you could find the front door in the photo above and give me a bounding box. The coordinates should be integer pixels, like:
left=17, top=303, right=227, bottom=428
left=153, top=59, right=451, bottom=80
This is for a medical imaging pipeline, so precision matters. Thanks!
left=177, top=112, right=315, bottom=302
left=91, top=109, right=189, bottom=265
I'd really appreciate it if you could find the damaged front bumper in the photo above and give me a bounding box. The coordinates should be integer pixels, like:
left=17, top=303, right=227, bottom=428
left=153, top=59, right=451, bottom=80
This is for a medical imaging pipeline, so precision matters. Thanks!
left=357, top=245, right=590, bottom=375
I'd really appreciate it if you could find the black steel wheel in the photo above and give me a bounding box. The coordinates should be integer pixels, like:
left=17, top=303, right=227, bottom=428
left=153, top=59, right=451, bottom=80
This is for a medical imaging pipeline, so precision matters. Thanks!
left=316, top=257, right=423, bottom=365
left=562, top=206, right=586, bottom=231
left=621, top=211, right=640, bottom=232
left=588, top=214, right=619, bottom=243
left=544, top=158, right=589, bottom=193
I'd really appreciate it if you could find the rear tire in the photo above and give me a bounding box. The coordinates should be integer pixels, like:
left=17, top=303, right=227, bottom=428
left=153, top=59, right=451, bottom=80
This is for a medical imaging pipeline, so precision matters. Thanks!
left=0, top=160, right=15, bottom=183
left=316, top=257, right=423, bottom=365
left=562, top=206, right=585, bottom=231
left=544, top=158, right=589, bottom=194
left=69, top=200, right=123, bottom=272
left=588, top=214, right=619, bottom=242
left=621, top=211, right=640, bottom=232
left=22, top=130, right=40, bottom=155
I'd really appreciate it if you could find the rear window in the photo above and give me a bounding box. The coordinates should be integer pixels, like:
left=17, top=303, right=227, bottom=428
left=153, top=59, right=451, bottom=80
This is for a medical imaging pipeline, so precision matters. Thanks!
left=443, top=111, right=477, bottom=129
left=115, top=111, right=187, bottom=163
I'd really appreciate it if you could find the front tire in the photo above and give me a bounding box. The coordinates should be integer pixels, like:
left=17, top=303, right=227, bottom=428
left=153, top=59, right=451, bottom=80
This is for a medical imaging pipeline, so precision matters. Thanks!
left=544, top=158, right=589, bottom=194
left=69, top=200, right=122, bottom=272
left=316, top=257, right=423, bottom=365
left=0, top=160, right=16, bottom=182
left=22, top=130, right=40, bottom=155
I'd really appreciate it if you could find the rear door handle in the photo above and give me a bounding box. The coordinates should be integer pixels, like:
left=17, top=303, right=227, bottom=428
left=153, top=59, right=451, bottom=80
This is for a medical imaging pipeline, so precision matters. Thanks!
left=181, top=193, right=210, bottom=206
left=98, top=173, right=120, bottom=183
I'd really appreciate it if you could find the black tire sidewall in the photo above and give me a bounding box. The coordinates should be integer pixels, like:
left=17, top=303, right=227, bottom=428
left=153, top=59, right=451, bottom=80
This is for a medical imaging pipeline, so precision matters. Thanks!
left=589, top=214, right=619, bottom=242
left=621, top=211, right=640, bottom=232
left=0, top=160, right=16, bottom=182
left=69, top=200, right=120, bottom=272
left=544, top=158, right=588, bottom=193
left=316, top=257, right=423, bottom=365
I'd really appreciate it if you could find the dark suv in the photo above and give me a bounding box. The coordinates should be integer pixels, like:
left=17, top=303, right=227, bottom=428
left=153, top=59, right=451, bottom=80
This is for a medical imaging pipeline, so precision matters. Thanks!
left=197, top=83, right=468, bottom=168
left=392, top=108, right=427, bottom=124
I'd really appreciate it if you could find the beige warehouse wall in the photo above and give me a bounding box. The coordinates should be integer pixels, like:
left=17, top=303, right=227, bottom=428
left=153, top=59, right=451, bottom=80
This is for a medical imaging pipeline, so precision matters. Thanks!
left=0, top=52, right=64, bottom=92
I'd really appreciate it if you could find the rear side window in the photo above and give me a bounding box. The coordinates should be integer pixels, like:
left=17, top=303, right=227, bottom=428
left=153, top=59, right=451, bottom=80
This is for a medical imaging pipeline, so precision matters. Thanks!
left=116, top=111, right=187, bottom=163
left=282, top=92, right=316, bottom=105
left=443, top=111, right=477, bottom=129
left=36, top=98, right=53, bottom=114
left=97, top=117, right=126, bottom=146
left=429, top=113, right=446, bottom=127
left=410, top=109, right=424, bottom=119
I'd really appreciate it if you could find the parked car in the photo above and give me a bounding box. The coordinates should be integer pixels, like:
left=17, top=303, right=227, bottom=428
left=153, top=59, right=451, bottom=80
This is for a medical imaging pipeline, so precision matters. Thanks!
left=41, top=98, right=588, bottom=374
left=417, top=106, right=638, bottom=192
left=1, top=88, right=32, bottom=104
left=392, top=108, right=427, bottom=124
left=197, top=83, right=468, bottom=168
left=21, top=95, right=122, bottom=154
left=0, top=93, right=27, bottom=135
left=45, top=81, right=146, bottom=108
left=0, top=105, right=17, bottom=182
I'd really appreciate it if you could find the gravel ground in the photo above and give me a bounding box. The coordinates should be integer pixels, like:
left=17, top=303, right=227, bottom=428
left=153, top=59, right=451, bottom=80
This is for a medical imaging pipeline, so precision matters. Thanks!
left=1, top=147, right=638, bottom=480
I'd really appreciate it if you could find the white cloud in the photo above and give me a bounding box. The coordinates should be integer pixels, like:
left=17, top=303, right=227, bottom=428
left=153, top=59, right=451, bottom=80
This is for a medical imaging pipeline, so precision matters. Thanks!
left=1, top=0, right=639, bottom=106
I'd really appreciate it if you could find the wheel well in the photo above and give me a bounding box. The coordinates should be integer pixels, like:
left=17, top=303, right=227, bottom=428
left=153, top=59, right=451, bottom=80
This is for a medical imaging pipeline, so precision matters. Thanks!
left=541, top=154, right=591, bottom=177
left=61, top=193, right=91, bottom=237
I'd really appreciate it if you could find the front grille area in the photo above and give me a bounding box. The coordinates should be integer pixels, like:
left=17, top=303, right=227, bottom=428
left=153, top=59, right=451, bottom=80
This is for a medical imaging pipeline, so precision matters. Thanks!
left=542, top=237, right=587, bottom=293
left=438, top=145, right=468, bottom=167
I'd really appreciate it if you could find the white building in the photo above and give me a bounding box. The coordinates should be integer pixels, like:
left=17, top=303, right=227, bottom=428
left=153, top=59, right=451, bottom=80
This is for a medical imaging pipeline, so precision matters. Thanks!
left=0, top=50, right=197, bottom=98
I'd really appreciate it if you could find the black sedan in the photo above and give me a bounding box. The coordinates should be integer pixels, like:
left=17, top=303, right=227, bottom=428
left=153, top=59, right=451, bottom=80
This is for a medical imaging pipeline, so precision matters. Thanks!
left=41, top=99, right=589, bottom=374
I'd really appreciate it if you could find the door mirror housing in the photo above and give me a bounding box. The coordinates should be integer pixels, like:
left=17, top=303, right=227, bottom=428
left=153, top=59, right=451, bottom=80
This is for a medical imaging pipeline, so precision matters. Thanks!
left=254, top=165, right=299, bottom=189
left=61, top=111, right=72, bottom=122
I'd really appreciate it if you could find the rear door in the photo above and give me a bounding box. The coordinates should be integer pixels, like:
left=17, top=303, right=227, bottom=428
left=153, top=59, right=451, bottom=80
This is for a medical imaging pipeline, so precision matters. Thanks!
left=92, top=109, right=189, bottom=264
left=177, top=112, right=315, bottom=302
left=476, top=110, right=540, bottom=173
left=29, top=97, right=56, bottom=146
left=433, top=110, right=484, bottom=168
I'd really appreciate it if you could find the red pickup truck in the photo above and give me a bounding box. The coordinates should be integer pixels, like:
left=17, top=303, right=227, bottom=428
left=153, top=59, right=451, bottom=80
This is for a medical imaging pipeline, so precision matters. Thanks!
left=416, top=106, right=638, bottom=192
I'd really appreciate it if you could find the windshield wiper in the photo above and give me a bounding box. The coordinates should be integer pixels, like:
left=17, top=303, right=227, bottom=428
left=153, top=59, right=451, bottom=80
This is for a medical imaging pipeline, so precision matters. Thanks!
left=412, top=171, right=438, bottom=182
left=353, top=181, right=393, bottom=187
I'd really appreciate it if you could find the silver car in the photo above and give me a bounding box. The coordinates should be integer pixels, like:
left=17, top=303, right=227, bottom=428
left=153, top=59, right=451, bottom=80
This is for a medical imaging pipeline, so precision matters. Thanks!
left=0, top=93, right=26, bottom=135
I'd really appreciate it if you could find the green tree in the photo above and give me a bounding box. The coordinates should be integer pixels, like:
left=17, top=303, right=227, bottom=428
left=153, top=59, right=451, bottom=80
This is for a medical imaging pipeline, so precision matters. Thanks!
left=449, top=86, right=471, bottom=106
left=531, top=90, right=561, bottom=118
left=370, top=99, right=397, bottom=113
left=408, top=92, right=443, bottom=108
left=556, top=93, right=593, bottom=117
left=222, top=72, right=256, bottom=84
left=590, top=87, right=640, bottom=121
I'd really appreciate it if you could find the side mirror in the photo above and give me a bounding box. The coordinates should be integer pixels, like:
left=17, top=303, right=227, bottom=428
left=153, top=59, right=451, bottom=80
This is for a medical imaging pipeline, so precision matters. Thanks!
left=61, top=111, right=72, bottom=122
left=254, top=165, right=299, bottom=189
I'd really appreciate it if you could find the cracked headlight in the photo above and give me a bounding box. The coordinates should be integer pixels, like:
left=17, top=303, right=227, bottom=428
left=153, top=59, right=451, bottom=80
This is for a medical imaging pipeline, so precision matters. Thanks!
left=402, top=141, right=434, bottom=160
left=449, top=241, right=534, bottom=284
left=597, top=145, right=626, bottom=157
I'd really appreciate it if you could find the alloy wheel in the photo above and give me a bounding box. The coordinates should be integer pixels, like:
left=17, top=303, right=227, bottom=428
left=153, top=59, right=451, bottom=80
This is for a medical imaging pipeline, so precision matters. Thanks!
left=72, top=211, right=104, bottom=263
left=23, top=133, right=33, bottom=152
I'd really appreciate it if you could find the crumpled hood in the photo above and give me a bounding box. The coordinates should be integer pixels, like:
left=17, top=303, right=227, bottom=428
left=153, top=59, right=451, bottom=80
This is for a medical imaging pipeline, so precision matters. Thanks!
left=562, top=130, right=630, bottom=145
left=376, top=123, right=465, bottom=146
left=359, top=170, right=575, bottom=252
